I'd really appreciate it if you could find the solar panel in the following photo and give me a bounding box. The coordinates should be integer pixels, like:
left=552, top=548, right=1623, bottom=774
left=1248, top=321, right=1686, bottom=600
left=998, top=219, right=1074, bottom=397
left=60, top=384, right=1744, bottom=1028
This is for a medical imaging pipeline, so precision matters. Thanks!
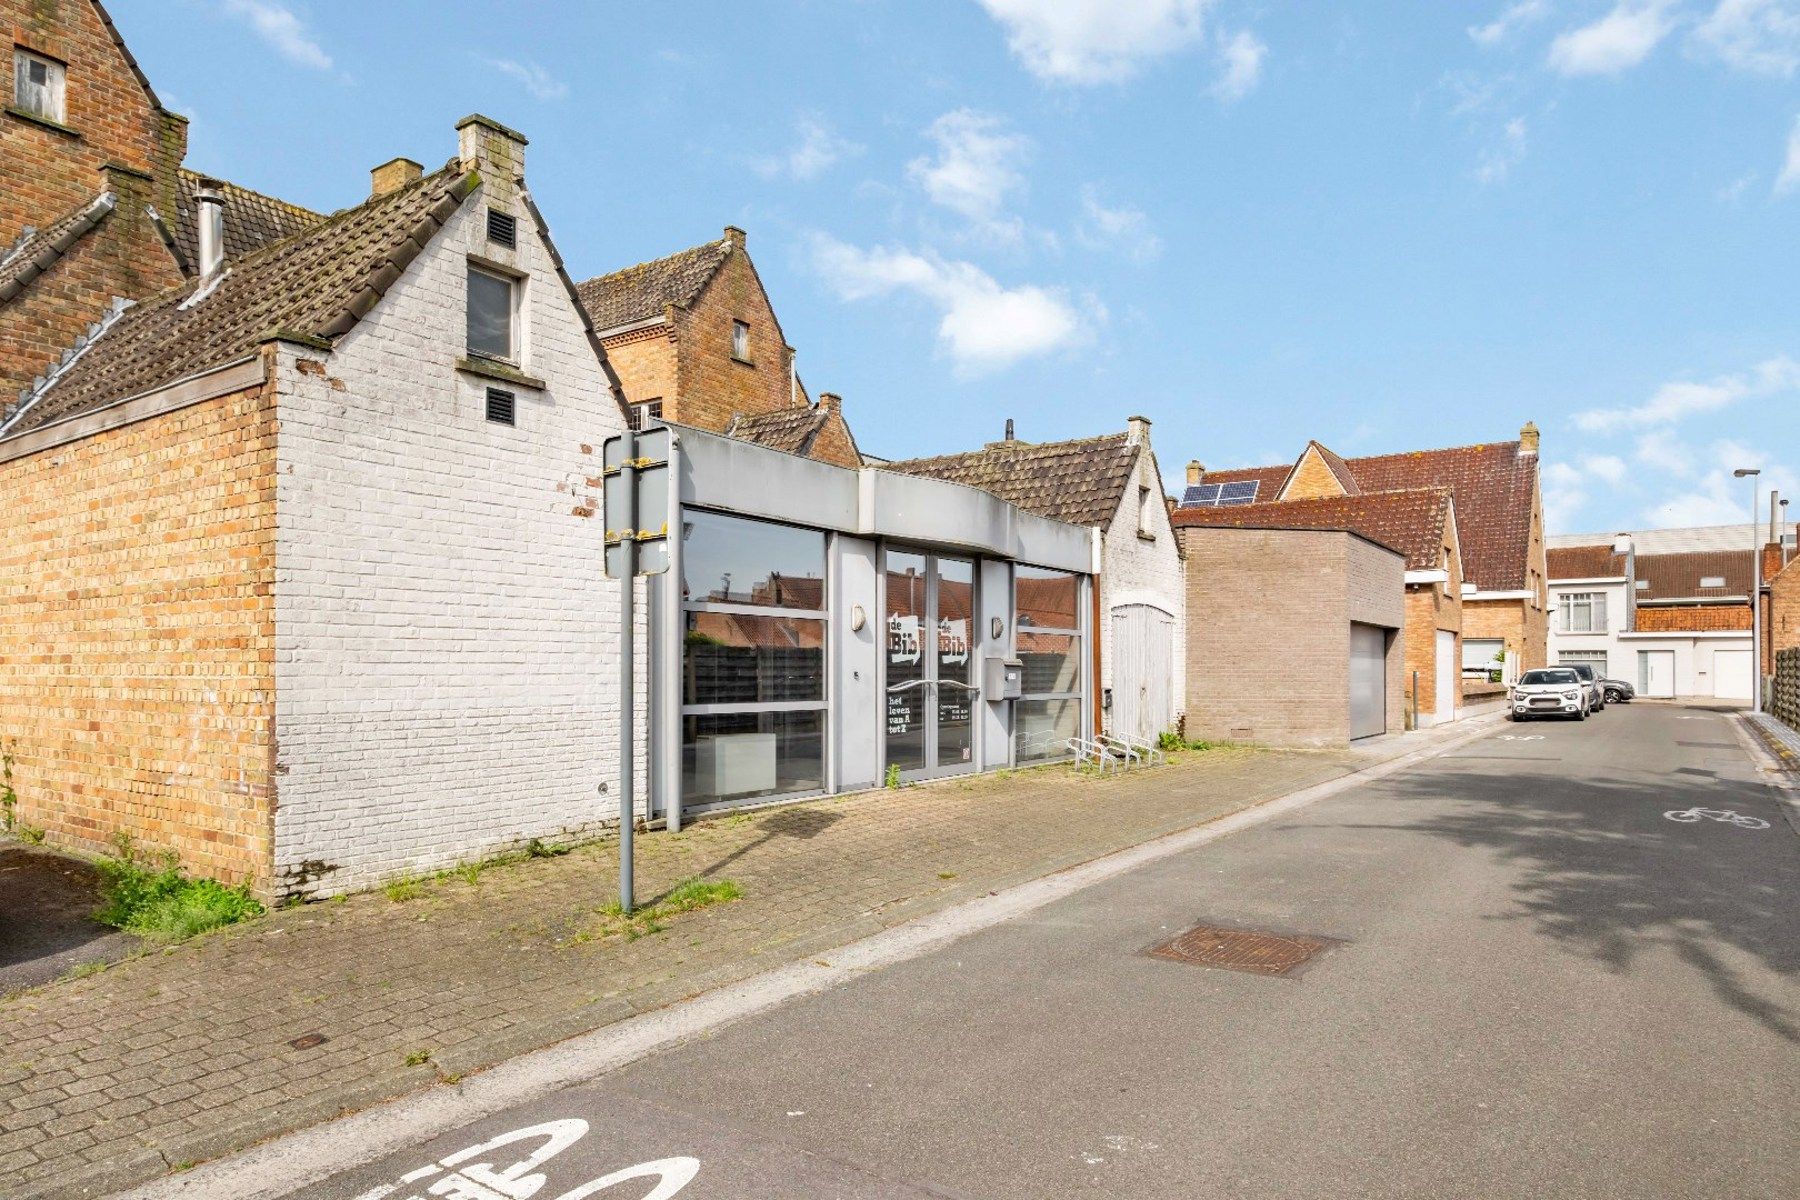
left=1217, top=481, right=1259, bottom=505
left=1181, top=483, right=1222, bottom=507
left=1180, top=480, right=1259, bottom=508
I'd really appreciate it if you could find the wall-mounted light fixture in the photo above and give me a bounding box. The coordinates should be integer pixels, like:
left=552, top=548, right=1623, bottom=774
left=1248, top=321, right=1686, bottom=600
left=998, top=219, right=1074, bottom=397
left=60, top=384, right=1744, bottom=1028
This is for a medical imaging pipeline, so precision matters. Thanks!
left=850, top=604, right=867, bottom=632
left=990, top=617, right=1004, bottom=640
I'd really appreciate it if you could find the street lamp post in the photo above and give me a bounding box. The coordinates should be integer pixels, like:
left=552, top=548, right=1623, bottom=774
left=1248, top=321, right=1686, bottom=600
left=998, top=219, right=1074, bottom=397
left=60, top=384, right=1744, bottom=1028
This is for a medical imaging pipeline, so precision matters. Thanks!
left=1734, top=468, right=1762, bottom=714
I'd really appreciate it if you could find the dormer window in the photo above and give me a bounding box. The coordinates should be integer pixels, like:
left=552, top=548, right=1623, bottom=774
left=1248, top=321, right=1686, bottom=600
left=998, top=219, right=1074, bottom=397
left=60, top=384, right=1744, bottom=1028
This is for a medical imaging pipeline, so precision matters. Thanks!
left=466, top=263, right=517, bottom=362
left=1699, top=576, right=1725, bottom=589
left=731, top=320, right=750, bottom=362
left=12, top=48, right=65, bottom=124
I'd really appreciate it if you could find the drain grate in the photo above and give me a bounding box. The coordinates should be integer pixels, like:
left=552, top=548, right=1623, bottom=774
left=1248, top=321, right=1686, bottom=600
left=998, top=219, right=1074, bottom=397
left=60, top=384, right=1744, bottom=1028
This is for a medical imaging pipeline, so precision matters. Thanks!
left=1147, top=923, right=1337, bottom=977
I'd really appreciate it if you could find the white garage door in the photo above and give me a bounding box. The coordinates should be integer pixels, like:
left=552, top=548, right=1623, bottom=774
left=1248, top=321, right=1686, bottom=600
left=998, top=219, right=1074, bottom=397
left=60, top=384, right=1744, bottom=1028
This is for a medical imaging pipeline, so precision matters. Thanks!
left=1435, top=630, right=1457, bottom=722
left=1350, top=623, right=1388, bottom=740
left=1712, top=649, right=1754, bottom=700
left=1110, top=604, right=1175, bottom=741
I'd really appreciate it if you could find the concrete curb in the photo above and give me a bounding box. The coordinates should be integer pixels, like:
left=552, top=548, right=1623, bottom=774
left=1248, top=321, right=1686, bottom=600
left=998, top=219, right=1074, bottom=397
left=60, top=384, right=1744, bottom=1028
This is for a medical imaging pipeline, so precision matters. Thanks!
left=1730, top=714, right=1800, bottom=839
left=113, top=715, right=1505, bottom=1200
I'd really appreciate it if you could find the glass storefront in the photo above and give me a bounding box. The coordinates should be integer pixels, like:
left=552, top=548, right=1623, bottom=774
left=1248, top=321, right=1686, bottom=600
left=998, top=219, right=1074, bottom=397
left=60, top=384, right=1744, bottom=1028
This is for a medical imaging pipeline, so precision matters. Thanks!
left=883, top=550, right=977, bottom=780
left=1014, top=565, right=1084, bottom=763
left=680, top=510, right=829, bottom=808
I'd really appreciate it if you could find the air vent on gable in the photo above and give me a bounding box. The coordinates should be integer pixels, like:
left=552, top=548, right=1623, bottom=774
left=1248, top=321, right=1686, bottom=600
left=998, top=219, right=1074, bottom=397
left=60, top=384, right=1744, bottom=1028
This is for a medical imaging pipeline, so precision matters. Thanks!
left=485, top=387, right=516, bottom=426
left=487, top=207, right=517, bottom=248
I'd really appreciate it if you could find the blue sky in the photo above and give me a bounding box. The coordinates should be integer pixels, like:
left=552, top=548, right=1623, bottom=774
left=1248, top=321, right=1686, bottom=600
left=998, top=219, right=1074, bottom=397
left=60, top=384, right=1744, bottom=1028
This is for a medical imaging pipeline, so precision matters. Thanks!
left=116, top=1, right=1798, bottom=535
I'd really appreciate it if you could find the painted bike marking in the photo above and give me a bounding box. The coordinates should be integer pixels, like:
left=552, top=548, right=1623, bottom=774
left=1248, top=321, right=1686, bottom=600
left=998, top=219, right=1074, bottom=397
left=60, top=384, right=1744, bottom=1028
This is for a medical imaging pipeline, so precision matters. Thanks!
left=1494, top=735, right=1546, bottom=742
left=1662, top=807, right=1769, bottom=830
left=351, top=1119, right=699, bottom=1200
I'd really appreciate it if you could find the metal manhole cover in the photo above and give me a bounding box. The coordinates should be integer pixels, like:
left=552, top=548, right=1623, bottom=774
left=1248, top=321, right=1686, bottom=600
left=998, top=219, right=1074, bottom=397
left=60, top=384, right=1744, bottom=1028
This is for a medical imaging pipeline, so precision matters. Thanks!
left=1146, top=923, right=1338, bottom=977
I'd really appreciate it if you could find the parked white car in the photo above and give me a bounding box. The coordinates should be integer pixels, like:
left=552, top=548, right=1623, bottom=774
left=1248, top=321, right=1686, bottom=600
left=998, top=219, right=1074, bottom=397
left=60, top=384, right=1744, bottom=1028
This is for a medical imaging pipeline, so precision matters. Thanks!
left=1508, top=667, right=1589, bottom=721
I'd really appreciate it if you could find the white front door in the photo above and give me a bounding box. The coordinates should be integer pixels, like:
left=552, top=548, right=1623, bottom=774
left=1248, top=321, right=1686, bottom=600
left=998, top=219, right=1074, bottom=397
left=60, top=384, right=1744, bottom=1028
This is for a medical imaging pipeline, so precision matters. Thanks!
left=1638, top=650, right=1675, bottom=698
left=1435, top=630, right=1456, bottom=722
left=1109, top=604, right=1174, bottom=741
left=1350, top=623, right=1388, bottom=739
left=1712, top=649, right=1753, bottom=700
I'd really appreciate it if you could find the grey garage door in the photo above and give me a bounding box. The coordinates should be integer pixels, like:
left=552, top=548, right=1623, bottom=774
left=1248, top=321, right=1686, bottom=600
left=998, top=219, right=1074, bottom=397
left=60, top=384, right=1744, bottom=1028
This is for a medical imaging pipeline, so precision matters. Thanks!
left=1350, top=623, right=1388, bottom=739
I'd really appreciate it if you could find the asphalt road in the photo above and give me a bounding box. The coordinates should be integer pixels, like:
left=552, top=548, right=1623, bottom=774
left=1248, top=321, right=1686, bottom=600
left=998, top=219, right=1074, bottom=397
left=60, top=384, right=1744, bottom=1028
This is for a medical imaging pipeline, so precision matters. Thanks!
left=314, top=703, right=1798, bottom=1200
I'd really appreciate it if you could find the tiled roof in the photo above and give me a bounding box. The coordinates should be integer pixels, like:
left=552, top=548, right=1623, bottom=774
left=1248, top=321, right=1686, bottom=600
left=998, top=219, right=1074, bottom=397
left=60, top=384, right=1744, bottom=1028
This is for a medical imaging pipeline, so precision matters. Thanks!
left=883, top=433, right=1141, bottom=528
left=1172, top=487, right=1452, bottom=569
left=575, top=236, right=732, bottom=331
left=1547, top=545, right=1624, bottom=580
left=4, top=161, right=477, bottom=438
left=170, top=170, right=323, bottom=274
left=1288, top=440, right=1360, bottom=496
left=0, top=192, right=117, bottom=304
left=727, top=406, right=834, bottom=457
left=1634, top=550, right=1752, bottom=602
left=1197, top=440, right=1538, bottom=590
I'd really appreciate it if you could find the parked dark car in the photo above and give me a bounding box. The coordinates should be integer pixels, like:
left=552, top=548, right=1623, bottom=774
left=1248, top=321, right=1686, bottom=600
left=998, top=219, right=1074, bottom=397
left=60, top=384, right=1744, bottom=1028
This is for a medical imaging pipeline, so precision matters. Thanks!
left=1600, top=677, right=1635, bottom=704
left=1564, top=663, right=1605, bottom=711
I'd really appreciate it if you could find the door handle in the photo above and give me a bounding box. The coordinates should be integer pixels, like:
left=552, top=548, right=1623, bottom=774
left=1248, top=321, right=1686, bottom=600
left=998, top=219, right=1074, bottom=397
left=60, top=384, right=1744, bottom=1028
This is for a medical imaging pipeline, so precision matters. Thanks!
left=886, top=679, right=934, bottom=693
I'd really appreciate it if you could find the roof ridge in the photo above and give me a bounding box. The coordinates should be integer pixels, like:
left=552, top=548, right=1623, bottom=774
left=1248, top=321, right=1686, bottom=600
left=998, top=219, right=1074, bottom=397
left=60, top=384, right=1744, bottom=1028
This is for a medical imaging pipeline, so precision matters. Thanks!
left=178, top=167, right=324, bottom=222
left=1346, top=438, right=1522, bottom=463
left=577, top=234, right=730, bottom=289
left=885, top=430, right=1128, bottom=468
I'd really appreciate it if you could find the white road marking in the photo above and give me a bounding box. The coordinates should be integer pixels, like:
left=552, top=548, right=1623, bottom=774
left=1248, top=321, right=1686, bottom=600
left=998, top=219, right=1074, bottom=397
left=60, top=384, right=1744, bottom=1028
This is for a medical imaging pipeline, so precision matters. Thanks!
left=1662, top=807, right=1769, bottom=830
left=347, top=1119, right=699, bottom=1200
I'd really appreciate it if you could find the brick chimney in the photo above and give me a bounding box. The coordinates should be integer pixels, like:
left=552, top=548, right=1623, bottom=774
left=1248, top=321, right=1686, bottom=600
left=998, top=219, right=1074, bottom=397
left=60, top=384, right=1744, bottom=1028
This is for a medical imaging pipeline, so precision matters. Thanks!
left=456, top=113, right=526, bottom=207
left=724, top=225, right=746, bottom=249
left=1519, top=420, right=1540, bottom=456
left=818, top=392, right=840, bottom=411
left=1126, top=414, right=1151, bottom=447
left=1186, top=460, right=1204, bottom=486
left=371, top=157, right=422, bottom=197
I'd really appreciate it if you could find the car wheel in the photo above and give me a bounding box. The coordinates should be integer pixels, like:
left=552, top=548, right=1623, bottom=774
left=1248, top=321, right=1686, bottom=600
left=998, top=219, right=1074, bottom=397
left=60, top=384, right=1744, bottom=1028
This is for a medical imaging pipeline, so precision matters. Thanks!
left=1575, top=705, right=1587, bottom=721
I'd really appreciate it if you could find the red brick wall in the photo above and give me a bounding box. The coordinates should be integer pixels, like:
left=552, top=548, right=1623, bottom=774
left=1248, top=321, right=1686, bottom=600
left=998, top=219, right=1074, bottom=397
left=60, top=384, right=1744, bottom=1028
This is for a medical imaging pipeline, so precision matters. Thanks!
left=2, top=0, right=182, bottom=244
left=0, top=377, right=278, bottom=887
left=1771, top=558, right=1800, bottom=659
left=670, top=246, right=798, bottom=433
left=1636, top=604, right=1750, bottom=633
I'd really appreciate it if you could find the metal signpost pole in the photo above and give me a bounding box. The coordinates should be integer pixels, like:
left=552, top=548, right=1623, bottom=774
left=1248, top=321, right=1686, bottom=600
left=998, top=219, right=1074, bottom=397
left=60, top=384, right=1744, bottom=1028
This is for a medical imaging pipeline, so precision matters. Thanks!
left=617, top=431, right=637, bottom=913
left=1737, top=468, right=1762, bottom=715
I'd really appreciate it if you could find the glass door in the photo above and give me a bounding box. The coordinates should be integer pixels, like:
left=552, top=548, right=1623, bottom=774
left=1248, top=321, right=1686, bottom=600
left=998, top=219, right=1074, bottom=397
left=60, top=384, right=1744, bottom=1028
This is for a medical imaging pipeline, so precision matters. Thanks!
left=883, top=550, right=979, bottom=781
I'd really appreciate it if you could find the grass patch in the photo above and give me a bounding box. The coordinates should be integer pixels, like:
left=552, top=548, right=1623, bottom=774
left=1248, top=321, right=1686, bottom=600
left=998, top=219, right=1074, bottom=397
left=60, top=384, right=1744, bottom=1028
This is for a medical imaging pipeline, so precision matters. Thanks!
left=402, top=1048, right=433, bottom=1067
left=383, top=875, right=426, bottom=903
left=936, top=871, right=957, bottom=880
left=569, top=877, right=742, bottom=946
left=93, top=837, right=263, bottom=942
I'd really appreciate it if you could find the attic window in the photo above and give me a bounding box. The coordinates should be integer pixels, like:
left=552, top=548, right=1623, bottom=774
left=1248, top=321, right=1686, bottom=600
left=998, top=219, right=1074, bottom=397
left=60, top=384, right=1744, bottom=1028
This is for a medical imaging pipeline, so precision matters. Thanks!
left=731, top=320, right=750, bottom=362
left=12, top=49, right=65, bottom=124
left=485, top=387, right=516, bottom=426
left=486, top=207, right=517, bottom=248
left=466, top=263, right=517, bottom=362
left=1699, top=576, right=1725, bottom=588
left=627, top=399, right=663, bottom=431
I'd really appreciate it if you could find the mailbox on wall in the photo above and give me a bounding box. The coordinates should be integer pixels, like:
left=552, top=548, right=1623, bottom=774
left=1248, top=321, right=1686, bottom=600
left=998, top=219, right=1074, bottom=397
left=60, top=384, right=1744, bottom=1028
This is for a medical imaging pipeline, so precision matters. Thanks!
left=984, top=656, right=1024, bottom=700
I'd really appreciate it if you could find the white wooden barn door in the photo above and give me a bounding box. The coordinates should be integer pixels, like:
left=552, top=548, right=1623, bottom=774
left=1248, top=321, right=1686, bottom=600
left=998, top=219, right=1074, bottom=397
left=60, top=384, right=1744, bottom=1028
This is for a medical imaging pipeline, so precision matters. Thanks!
left=1111, top=604, right=1174, bottom=741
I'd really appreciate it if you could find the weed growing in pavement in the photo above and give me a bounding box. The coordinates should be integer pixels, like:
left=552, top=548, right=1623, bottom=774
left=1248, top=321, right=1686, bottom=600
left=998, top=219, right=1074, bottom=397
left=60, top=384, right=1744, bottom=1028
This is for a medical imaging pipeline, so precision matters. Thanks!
left=568, top=877, right=743, bottom=946
left=1, top=741, right=16, bottom=832
left=64, top=960, right=109, bottom=981
left=18, top=824, right=44, bottom=844
left=937, top=871, right=957, bottom=880
left=526, top=838, right=570, bottom=859
left=403, top=1048, right=433, bottom=1067
left=885, top=763, right=903, bottom=789
left=383, top=875, right=426, bottom=903
left=93, top=835, right=263, bottom=941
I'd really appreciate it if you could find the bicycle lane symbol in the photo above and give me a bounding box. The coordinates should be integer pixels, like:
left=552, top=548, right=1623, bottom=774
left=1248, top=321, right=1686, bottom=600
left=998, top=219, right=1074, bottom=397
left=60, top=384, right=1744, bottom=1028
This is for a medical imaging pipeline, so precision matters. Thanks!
left=349, top=1118, right=699, bottom=1200
left=1662, top=807, right=1770, bottom=830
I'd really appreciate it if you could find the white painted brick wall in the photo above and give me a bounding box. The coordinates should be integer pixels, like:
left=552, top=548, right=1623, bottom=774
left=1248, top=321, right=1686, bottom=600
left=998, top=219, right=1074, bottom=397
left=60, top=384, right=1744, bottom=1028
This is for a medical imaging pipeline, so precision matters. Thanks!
left=1099, top=447, right=1187, bottom=728
left=272, top=192, right=633, bottom=896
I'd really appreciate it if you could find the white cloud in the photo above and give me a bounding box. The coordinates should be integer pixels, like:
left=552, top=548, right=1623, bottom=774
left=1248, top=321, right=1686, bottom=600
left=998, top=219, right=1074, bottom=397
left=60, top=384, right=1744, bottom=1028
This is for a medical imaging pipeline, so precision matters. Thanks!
left=1640, top=440, right=1795, bottom=526
left=1586, top=454, right=1630, bottom=483
left=752, top=117, right=863, bottom=182
left=487, top=58, right=568, bottom=101
left=1573, top=355, right=1800, bottom=431
left=1076, top=187, right=1163, bottom=262
left=1777, top=113, right=1800, bottom=193
left=1542, top=461, right=1591, bottom=529
left=219, top=0, right=331, bottom=70
left=1691, top=0, right=1800, bottom=76
left=1476, top=116, right=1529, bottom=184
left=1212, top=29, right=1267, bottom=101
left=1717, top=170, right=1759, bottom=201
left=1633, top=429, right=1693, bottom=476
left=1470, top=1, right=1555, bottom=46
left=907, top=110, right=1031, bottom=239
left=1547, top=1, right=1676, bottom=76
left=808, top=234, right=1091, bottom=374
left=975, top=0, right=1212, bottom=84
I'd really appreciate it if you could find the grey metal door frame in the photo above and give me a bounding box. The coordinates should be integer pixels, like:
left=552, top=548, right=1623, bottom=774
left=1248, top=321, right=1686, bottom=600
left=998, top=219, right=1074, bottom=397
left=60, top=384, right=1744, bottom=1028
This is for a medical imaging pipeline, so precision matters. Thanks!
left=880, top=545, right=980, bottom=783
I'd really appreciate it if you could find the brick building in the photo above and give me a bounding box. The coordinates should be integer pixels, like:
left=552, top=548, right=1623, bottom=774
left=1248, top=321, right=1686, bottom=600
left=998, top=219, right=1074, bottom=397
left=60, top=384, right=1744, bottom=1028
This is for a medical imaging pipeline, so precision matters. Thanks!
left=883, top=416, right=1186, bottom=742
left=573, top=228, right=861, bottom=468
left=1, top=112, right=638, bottom=896
left=1546, top=540, right=1758, bottom=700
left=1175, top=483, right=1465, bottom=727
left=1176, top=526, right=1405, bottom=747
left=1184, top=425, right=1548, bottom=682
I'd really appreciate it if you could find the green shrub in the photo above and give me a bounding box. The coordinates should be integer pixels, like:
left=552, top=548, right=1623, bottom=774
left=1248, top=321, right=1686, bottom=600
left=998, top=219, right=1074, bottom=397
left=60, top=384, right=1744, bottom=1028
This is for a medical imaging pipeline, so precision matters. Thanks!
left=94, top=838, right=262, bottom=941
left=884, top=763, right=902, bottom=789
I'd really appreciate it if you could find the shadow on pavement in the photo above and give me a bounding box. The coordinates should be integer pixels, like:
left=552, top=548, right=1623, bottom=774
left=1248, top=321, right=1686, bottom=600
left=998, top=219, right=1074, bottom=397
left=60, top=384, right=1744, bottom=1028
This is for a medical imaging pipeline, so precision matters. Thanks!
left=654, top=806, right=846, bottom=905
left=1321, top=767, right=1800, bottom=1042
left=0, top=845, right=139, bottom=996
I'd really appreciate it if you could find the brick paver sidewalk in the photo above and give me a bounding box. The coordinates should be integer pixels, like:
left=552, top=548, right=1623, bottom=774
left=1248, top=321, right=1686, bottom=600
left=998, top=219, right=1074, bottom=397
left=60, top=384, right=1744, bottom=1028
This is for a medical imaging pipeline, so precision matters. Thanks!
left=1, top=746, right=1368, bottom=1197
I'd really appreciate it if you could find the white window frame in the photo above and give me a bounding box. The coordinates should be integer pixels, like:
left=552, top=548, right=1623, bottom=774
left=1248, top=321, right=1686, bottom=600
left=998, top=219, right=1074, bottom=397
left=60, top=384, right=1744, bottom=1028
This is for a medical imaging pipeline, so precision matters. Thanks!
left=12, top=48, right=66, bottom=124
left=1556, top=591, right=1605, bottom=634
left=627, top=399, right=663, bottom=431
left=1699, top=576, right=1725, bottom=589
left=465, top=262, right=519, bottom=364
left=731, top=319, right=750, bottom=362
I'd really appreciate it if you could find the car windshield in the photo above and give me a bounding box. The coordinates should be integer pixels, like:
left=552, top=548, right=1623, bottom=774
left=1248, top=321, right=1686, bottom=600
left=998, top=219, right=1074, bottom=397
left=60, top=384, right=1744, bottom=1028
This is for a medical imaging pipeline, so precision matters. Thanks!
left=1520, top=669, right=1577, bottom=686
left=1566, top=665, right=1595, bottom=679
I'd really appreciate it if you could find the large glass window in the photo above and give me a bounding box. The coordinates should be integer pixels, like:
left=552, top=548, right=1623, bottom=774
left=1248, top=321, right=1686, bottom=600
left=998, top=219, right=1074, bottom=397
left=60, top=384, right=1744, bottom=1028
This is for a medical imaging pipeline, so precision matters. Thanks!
left=1556, top=591, right=1605, bottom=633
left=681, top=510, right=828, bottom=808
left=1013, top=566, right=1083, bottom=763
left=466, top=264, right=516, bottom=361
